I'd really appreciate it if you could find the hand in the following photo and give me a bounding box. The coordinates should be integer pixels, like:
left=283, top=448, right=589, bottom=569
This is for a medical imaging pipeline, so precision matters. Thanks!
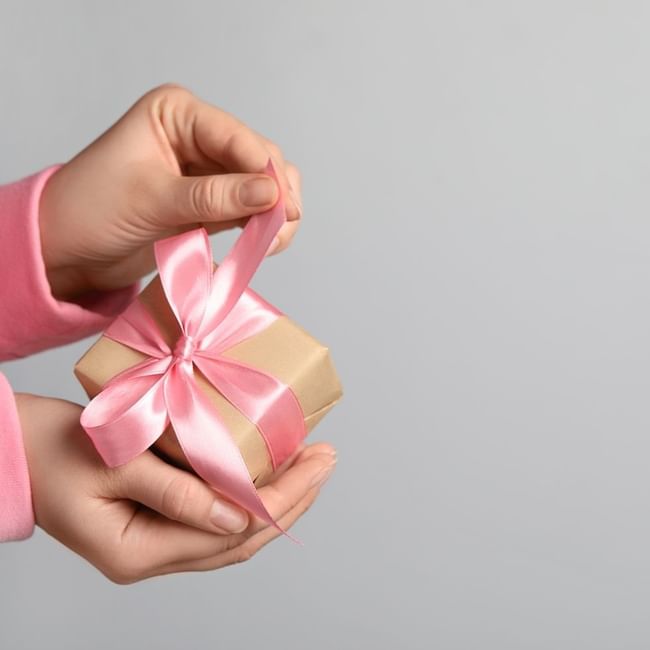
left=16, top=394, right=335, bottom=583
left=39, top=84, right=303, bottom=301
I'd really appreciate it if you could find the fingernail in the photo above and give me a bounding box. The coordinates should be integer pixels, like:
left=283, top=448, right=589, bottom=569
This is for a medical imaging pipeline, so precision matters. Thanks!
left=210, top=500, right=249, bottom=533
left=310, top=461, right=336, bottom=489
left=240, top=177, right=278, bottom=208
left=266, top=236, right=281, bottom=256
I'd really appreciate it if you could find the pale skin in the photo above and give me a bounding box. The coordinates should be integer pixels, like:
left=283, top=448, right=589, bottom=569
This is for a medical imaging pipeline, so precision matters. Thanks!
left=16, top=84, right=336, bottom=583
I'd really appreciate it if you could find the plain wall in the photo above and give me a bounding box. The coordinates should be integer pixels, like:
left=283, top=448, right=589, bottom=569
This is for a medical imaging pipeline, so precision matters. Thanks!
left=2, top=2, right=650, bottom=648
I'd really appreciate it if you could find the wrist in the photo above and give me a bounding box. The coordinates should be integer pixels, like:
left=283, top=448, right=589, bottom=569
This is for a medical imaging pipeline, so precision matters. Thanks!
left=14, top=393, right=40, bottom=458
left=42, top=265, right=91, bottom=302
left=37, top=166, right=88, bottom=301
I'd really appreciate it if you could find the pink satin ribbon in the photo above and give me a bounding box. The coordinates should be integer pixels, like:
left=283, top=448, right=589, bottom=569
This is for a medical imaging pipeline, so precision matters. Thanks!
left=80, top=161, right=306, bottom=534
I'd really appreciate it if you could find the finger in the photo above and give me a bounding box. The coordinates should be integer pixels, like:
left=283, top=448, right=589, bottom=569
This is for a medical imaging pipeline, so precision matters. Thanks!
left=161, top=172, right=280, bottom=226
left=156, top=483, right=323, bottom=576
left=264, top=160, right=302, bottom=255
left=146, top=85, right=265, bottom=170
left=252, top=442, right=307, bottom=489
left=263, top=442, right=307, bottom=482
left=285, top=162, right=303, bottom=219
left=116, top=509, right=233, bottom=578
left=247, top=447, right=336, bottom=536
left=114, top=451, right=249, bottom=535
left=253, top=137, right=302, bottom=221
left=266, top=220, right=300, bottom=256
left=150, top=85, right=299, bottom=221
left=200, top=211, right=300, bottom=255
left=255, top=441, right=336, bottom=488
left=219, top=131, right=299, bottom=221
left=227, top=485, right=322, bottom=562
left=182, top=160, right=302, bottom=222
left=133, top=443, right=336, bottom=578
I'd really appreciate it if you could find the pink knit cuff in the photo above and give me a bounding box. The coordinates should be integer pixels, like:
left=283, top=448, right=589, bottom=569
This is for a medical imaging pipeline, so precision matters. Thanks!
left=0, top=373, right=34, bottom=541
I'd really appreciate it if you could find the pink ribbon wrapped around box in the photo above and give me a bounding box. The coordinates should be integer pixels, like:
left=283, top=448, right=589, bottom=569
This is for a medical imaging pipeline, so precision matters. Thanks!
left=74, top=162, right=342, bottom=531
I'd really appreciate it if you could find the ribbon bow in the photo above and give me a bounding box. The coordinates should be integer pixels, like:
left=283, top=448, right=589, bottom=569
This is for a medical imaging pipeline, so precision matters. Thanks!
left=80, top=161, right=306, bottom=533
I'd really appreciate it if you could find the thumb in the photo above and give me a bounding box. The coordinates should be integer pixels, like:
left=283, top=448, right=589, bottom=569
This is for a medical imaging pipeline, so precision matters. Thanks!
left=162, top=172, right=279, bottom=226
left=113, top=450, right=250, bottom=535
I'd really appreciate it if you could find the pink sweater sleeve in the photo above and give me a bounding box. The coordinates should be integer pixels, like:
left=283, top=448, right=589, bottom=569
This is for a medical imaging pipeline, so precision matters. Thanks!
left=0, top=375, right=34, bottom=541
left=0, top=166, right=138, bottom=541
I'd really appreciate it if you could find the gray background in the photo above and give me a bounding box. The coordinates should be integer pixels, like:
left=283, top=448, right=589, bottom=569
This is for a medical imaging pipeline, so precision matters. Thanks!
left=1, top=1, right=650, bottom=648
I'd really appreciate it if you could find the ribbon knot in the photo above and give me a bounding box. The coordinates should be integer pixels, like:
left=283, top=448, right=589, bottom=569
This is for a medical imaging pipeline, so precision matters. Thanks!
left=79, top=161, right=306, bottom=540
left=173, top=334, right=196, bottom=361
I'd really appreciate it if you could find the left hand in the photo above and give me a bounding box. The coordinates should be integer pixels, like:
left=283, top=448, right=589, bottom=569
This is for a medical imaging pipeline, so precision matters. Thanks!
left=39, top=84, right=303, bottom=301
left=18, top=393, right=335, bottom=583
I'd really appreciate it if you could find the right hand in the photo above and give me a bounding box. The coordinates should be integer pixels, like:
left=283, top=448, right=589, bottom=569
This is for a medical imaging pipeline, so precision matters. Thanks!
left=39, top=84, right=303, bottom=301
left=16, top=393, right=336, bottom=583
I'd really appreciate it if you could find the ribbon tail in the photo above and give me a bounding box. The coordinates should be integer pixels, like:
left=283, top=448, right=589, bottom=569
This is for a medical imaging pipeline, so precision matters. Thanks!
left=198, top=160, right=286, bottom=336
left=164, top=362, right=298, bottom=542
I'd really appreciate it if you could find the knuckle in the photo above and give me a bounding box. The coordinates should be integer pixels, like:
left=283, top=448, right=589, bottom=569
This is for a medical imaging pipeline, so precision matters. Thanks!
left=148, top=82, right=190, bottom=101
left=222, top=129, right=246, bottom=161
left=97, top=465, right=123, bottom=498
left=233, top=542, right=256, bottom=565
left=102, top=550, right=144, bottom=585
left=104, top=566, right=138, bottom=586
left=217, top=178, right=229, bottom=217
left=137, top=84, right=193, bottom=124
left=189, top=177, right=218, bottom=219
left=161, top=475, right=194, bottom=522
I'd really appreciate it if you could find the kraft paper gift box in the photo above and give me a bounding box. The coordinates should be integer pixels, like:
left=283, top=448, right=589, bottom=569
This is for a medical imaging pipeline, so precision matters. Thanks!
left=74, top=262, right=342, bottom=488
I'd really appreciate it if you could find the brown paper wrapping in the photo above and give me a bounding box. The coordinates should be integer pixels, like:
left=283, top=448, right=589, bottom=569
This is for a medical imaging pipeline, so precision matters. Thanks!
left=74, top=274, right=342, bottom=486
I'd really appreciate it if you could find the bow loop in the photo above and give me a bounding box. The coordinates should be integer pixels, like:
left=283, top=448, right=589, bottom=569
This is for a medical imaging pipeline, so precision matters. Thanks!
left=80, top=357, right=171, bottom=466
left=155, top=226, right=212, bottom=337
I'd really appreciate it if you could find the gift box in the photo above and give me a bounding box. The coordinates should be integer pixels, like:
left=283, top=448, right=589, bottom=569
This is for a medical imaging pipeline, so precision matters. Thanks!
left=75, top=163, right=342, bottom=527
left=74, top=272, right=342, bottom=486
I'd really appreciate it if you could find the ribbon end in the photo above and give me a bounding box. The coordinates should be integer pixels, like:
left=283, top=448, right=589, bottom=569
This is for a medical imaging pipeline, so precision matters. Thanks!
left=264, top=157, right=276, bottom=176
left=280, top=526, right=303, bottom=546
left=269, top=514, right=302, bottom=545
